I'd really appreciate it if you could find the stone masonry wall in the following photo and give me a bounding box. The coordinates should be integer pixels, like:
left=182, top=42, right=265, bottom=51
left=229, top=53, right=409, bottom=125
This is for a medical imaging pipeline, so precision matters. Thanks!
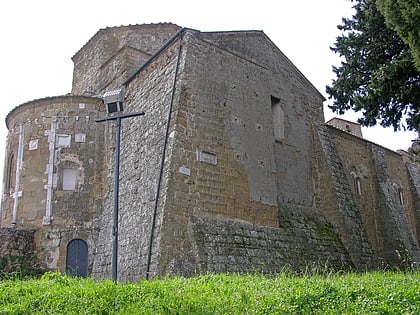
left=369, top=144, right=420, bottom=264
left=201, top=31, right=324, bottom=207
left=169, top=208, right=353, bottom=276
left=406, top=163, right=420, bottom=241
left=158, top=32, right=279, bottom=276
left=3, top=96, right=104, bottom=227
left=325, top=126, right=420, bottom=267
left=315, top=125, right=378, bottom=270
left=93, top=29, right=337, bottom=279
left=71, top=23, right=180, bottom=96
left=2, top=96, right=105, bottom=273
left=91, top=35, right=182, bottom=281
left=4, top=24, right=419, bottom=280
left=157, top=31, right=346, bottom=276
left=0, top=228, right=39, bottom=274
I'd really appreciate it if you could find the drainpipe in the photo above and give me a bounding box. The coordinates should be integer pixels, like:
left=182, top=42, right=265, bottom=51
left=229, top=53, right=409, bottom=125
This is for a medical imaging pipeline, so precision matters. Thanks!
left=145, top=30, right=184, bottom=279
left=11, top=123, right=24, bottom=227
left=43, top=117, right=57, bottom=225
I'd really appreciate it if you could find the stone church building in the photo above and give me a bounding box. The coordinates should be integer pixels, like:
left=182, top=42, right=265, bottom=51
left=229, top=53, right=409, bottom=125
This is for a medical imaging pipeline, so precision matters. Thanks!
left=1, top=23, right=419, bottom=281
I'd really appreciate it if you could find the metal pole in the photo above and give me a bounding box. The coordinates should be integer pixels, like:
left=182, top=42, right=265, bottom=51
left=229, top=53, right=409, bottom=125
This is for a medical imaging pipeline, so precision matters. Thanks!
left=112, top=116, right=121, bottom=281
left=95, top=111, right=144, bottom=282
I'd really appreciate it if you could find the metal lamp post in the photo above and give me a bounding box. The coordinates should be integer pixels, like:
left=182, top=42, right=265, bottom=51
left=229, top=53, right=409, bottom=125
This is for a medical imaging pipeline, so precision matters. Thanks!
left=95, top=88, right=145, bottom=281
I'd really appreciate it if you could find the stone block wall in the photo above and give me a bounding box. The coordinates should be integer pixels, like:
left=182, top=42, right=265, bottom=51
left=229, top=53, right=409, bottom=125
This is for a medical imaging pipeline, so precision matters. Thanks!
left=315, top=126, right=379, bottom=269
left=97, top=46, right=151, bottom=95
left=97, top=29, right=417, bottom=279
left=71, top=23, right=180, bottom=96
left=369, top=144, right=420, bottom=264
left=200, top=31, right=324, bottom=207
left=0, top=228, right=39, bottom=274
left=1, top=96, right=106, bottom=272
left=406, top=162, right=420, bottom=241
left=164, top=206, right=353, bottom=276
left=92, top=29, right=330, bottom=280
left=326, top=117, right=363, bottom=137
left=149, top=31, right=345, bottom=277
left=91, top=34, right=183, bottom=281
left=321, top=125, right=420, bottom=267
left=2, top=24, right=419, bottom=280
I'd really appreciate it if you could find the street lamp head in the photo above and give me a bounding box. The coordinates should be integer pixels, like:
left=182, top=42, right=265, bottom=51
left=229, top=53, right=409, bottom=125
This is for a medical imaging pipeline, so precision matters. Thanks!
left=103, top=88, right=124, bottom=113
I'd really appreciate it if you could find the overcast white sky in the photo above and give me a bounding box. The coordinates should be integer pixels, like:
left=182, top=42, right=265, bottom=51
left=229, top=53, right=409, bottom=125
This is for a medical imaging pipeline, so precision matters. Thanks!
left=0, top=0, right=417, bottom=183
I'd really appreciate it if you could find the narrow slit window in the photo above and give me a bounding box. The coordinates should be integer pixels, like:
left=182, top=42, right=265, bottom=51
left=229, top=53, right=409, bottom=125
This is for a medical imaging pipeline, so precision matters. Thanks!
left=271, top=96, right=284, bottom=141
left=6, top=153, right=15, bottom=192
left=392, top=183, right=404, bottom=206
left=350, top=172, right=362, bottom=196
left=398, top=189, right=404, bottom=206
left=356, top=178, right=362, bottom=196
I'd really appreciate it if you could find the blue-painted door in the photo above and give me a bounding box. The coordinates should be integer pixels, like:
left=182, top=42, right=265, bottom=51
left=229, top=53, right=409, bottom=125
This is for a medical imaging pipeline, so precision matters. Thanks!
left=66, top=239, right=88, bottom=277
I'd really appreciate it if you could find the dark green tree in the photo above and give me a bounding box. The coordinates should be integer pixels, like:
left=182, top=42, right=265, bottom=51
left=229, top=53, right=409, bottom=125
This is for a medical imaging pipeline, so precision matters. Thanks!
left=326, top=0, right=420, bottom=132
left=376, top=0, right=420, bottom=70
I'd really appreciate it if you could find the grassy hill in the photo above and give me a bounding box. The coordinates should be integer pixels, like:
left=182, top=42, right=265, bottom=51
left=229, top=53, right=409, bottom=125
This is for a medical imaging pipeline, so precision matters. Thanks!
left=1, top=271, right=419, bottom=314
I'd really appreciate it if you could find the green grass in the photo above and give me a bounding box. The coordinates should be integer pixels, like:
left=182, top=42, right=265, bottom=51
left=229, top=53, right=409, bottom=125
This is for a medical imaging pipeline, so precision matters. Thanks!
left=0, top=271, right=419, bottom=314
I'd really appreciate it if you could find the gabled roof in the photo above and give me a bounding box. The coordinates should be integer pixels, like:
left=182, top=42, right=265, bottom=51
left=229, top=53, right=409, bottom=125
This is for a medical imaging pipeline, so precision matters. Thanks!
left=72, top=23, right=181, bottom=63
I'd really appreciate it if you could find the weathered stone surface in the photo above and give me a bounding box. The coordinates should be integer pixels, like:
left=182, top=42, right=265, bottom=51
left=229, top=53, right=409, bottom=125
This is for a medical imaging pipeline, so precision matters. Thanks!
left=71, top=23, right=181, bottom=96
left=0, top=228, right=39, bottom=274
left=164, top=206, right=353, bottom=276
left=1, top=25, right=419, bottom=280
left=1, top=96, right=105, bottom=272
left=316, top=125, right=378, bottom=270
left=370, top=144, right=420, bottom=264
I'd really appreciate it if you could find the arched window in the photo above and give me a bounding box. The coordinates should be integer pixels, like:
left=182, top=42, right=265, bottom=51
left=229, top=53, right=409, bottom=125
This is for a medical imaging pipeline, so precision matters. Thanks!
left=66, top=239, right=88, bottom=277
left=393, top=183, right=404, bottom=206
left=350, top=171, right=362, bottom=196
left=6, top=153, right=15, bottom=193
left=398, top=189, right=404, bottom=206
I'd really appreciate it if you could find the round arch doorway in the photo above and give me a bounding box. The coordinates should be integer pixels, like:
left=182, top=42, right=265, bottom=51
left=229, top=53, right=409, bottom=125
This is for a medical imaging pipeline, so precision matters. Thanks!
left=66, top=239, right=88, bottom=277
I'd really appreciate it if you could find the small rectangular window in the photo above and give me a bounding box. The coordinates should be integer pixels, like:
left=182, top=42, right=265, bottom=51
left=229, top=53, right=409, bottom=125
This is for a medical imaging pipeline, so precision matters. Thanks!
left=62, top=169, right=78, bottom=190
left=57, top=134, right=71, bottom=148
